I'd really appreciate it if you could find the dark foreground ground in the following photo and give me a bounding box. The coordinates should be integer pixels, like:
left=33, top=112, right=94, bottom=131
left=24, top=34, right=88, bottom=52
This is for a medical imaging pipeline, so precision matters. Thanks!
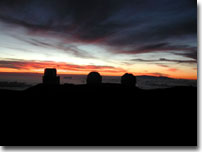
left=1, top=83, right=197, bottom=146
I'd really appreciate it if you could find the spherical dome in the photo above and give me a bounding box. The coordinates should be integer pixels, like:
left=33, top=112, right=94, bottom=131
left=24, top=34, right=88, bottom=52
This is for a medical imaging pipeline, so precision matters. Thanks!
left=121, top=73, right=136, bottom=87
left=87, top=72, right=102, bottom=85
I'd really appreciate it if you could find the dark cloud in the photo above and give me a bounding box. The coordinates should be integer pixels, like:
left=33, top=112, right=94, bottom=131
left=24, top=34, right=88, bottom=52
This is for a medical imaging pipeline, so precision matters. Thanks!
left=156, top=64, right=169, bottom=68
left=0, top=0, right=197, bottom=58
left=131, top=58, right=197, bottom=64
left=115, top=42, right=197, bottom=61
left=138, top=43, right=168, bottom=51
left=159, top=58, right=197, bottom=64
left=146, top=72, right=169, bottom=77
left=173, top=50, right=197, bottom=60
left=115, top=42, right=197, bottom=55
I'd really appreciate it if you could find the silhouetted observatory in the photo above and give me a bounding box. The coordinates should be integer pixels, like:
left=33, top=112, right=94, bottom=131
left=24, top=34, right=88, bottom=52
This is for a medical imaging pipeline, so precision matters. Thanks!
left=43, top=68, right=60, bottom=85
left=121, top=73, right=136, bottom=87
left=87, top=72, right=102, bottom=85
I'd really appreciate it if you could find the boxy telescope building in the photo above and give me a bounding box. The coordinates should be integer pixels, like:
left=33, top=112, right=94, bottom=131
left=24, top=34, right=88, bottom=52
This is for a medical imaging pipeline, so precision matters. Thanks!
left=43, top=68, right=60, bottom=85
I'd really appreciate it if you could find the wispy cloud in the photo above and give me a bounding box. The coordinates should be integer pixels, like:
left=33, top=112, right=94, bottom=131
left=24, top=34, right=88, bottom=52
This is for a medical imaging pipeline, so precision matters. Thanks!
left=0, top=59, right=126, bottom=73
left=0, top=0, right=197, bottom=58
left=130, top=58, right=197, bottom=64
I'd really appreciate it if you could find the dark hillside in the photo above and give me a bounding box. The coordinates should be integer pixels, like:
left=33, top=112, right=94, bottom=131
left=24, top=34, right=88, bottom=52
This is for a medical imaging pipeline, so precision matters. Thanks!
left=1, top=84, right=197, bottom=146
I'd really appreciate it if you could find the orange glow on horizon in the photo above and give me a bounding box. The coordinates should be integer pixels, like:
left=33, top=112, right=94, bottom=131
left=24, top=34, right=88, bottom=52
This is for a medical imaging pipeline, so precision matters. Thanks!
left=0, top=67, right=197, bottom=80
left=0, top=60, right=197, bottom=80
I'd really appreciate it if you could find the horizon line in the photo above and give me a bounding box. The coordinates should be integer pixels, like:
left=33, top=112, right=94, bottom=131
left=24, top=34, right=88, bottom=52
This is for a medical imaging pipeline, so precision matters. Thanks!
left=0, top=71, right=197, bottom=80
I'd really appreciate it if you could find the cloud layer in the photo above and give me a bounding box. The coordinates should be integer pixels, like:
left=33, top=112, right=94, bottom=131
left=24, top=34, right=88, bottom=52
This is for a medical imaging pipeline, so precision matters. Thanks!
left=0, top=59, right=126, bottom=74
left=0, top=0, right=197, bottom=80
left=0, top=0, right=197, bottom=59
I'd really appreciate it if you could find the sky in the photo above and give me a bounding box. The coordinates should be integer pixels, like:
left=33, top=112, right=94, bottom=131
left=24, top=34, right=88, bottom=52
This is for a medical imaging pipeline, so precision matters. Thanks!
left=0, top=0, right=197, bottom=79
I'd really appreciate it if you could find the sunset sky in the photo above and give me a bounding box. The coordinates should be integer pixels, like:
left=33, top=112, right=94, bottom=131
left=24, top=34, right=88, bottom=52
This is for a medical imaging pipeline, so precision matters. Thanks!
left=0, top=0, right=197, bottom=79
